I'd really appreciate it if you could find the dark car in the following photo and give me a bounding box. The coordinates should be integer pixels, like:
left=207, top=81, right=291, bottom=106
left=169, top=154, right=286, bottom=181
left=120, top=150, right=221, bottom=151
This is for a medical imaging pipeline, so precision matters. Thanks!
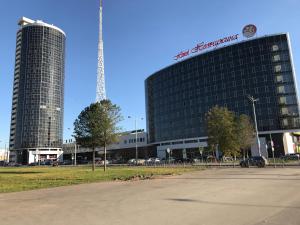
left=240, top=156, right=268, bottom=168
left=0, top=161, right=8, bottom=166
left=175, top=158, right=193, bottom=163
left=281, top=153, right=300, bottom=161
left=44, top=160, right=54, bottom=166
left=62, top=160, right=73, bottom=165
left=160, top=157, right=176, bottom=164
left=77, top=159, right=89, bottom=164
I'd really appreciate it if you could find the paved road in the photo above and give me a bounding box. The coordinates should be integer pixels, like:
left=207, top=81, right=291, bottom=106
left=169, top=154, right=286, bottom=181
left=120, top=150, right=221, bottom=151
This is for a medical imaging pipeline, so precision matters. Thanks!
left=0, top=168, right=300, bottom=225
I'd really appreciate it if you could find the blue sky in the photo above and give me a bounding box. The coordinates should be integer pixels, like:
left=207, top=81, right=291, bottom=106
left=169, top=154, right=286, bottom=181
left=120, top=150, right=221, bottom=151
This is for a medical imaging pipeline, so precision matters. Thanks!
left=1, top=0, right=300, bottom=148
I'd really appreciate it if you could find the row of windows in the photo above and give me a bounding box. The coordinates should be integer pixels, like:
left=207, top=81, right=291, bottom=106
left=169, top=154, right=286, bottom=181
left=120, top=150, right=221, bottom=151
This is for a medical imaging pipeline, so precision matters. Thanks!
left=11, top=24, right=65, bottom=149
left=124, top=137, right=146, bottom=144
left=146, top=34, right=300, bottom=143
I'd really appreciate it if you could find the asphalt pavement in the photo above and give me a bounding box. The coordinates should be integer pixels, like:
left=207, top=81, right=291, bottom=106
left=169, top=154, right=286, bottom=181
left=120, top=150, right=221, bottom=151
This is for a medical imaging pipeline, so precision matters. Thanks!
left=0, top=167, right=300, bottom=225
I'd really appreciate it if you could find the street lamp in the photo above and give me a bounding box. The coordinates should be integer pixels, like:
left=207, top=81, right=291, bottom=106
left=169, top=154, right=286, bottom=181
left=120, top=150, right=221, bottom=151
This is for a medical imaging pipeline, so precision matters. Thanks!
left=128, top=116, right=143, bottom=165
left=248, top=95, right=261, bottom=156
left=68, top=128, right=77, bottom=166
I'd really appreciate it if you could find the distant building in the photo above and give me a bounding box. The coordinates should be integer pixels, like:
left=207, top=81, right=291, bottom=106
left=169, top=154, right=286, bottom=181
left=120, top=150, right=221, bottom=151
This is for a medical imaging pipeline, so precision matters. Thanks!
left=145, top=33, right=300, bottom=158
left=63, top=130, right=155, bottom=162
left=0, top=149, right=7, bottom=161
left=9, top=17, right=66, bottom=164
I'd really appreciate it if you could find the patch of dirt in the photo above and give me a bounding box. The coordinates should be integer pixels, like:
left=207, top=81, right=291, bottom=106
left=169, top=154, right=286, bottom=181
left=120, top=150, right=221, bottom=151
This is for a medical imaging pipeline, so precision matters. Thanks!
left=114, top=173, right=177, bottom=181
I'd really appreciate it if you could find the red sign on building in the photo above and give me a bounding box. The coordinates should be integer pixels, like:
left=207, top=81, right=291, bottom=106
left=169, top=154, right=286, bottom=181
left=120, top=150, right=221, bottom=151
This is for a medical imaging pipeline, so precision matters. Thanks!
left=174, top=34, right=239, bottom=60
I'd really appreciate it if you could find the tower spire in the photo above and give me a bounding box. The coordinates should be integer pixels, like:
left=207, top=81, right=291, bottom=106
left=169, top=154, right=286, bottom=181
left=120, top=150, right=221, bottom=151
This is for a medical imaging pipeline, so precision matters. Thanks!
left=96, top=0, right=106, bottom=102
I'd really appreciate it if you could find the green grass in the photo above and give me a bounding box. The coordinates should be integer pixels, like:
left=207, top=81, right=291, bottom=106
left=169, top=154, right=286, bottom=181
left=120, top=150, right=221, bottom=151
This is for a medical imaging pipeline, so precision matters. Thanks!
left=0, top=166, right=199, bottom=193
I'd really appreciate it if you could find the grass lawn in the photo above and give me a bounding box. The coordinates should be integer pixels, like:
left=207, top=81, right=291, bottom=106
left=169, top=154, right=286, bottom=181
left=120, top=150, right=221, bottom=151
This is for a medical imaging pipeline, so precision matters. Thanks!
left=0, top=166, right=200, bottom=193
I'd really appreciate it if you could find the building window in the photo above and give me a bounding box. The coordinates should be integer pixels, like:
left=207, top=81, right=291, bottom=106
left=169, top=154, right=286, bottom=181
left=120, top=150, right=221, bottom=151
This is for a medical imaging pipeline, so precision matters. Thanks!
left=274, top=65, right=282, bottom=72
left=276, top=75, right=283, bottom=83
left=282, top=119, right=288, bottom=126
left=273, top=54, right=280, bottom=62
left=277, top=86, right=285, bottom=94
left=272, top=45, right=279, bottom=51
left=279, top=96, right=286, bottom=104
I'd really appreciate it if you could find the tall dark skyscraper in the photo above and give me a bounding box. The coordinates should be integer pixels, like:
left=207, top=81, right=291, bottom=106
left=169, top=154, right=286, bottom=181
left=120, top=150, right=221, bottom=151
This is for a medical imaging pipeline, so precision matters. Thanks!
left=9, top=17, right=66, bottom=164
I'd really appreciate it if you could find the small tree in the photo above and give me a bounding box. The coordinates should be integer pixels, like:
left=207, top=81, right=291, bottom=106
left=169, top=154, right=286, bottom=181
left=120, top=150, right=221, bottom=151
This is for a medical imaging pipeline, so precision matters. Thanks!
left=206, top=106, right=255, bottom=159
left=73, top=100, right=122, bottom=171
left=235, top=114, right=254, bottom=159
left=206, top=106, right=238, bottom=157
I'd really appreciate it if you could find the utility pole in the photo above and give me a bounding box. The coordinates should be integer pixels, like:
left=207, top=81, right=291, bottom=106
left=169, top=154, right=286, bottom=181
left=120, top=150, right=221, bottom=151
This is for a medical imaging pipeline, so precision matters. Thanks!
left=270, top=133, right=276, bottom=167
left=128, top=116, right=143, bottom=165
left=248, top=95, right=261, bottom=156
left=74, top=141, right=77, bottom=166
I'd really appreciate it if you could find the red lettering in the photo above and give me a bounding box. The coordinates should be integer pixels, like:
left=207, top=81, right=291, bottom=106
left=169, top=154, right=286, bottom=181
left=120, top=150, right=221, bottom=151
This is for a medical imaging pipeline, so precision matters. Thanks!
left=174, top=53, right=181, bottom=60
left=191, top=46, right=198, bottom=53
left=195, top=42, right=204, bottom=51
left=182, top=50, right=189, bottom=57
left=174, top=50, right=190, bottom=60
left=173, top=34, right=239, bottom=60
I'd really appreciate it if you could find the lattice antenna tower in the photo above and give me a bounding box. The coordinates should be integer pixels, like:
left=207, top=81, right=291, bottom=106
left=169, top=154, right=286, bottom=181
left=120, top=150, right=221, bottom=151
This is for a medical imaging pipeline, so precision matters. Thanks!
left=96, top=0, right=106, bottom=102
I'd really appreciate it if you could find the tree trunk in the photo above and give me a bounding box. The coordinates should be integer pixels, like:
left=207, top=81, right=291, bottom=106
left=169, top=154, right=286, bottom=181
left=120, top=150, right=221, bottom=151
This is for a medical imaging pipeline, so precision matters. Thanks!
left=104, top=143, right=107, bottom=172
left=92, top=147, right=95, bottom=172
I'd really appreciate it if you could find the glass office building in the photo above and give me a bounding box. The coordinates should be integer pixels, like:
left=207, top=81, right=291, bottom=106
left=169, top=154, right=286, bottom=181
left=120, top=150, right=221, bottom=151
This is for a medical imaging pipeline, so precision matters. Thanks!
left=9, top=17, right=65, bottom=164
left=145, top=33, right=300, bottom=157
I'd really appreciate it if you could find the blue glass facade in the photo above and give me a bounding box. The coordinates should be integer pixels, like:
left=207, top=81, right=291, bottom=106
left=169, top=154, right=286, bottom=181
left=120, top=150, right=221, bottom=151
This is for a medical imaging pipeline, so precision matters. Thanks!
left=145, top=33, right=300, bottom=144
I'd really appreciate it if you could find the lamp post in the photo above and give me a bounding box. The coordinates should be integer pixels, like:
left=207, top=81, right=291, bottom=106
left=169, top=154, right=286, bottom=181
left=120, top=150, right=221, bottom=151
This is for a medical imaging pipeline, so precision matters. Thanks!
left=68, top=128, right=77, bottom=166
left=248, top=95, right=261, bottom=156
left=74, top=142, right=77, bottom=166
left=4, top=143, right=8, bottom=163
left=128, top=116, right=143, bottom=165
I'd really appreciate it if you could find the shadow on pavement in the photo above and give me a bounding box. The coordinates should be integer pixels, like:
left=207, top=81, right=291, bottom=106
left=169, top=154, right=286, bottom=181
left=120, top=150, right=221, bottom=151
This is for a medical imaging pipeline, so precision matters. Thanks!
left=167, top=198, right=300, bottom=209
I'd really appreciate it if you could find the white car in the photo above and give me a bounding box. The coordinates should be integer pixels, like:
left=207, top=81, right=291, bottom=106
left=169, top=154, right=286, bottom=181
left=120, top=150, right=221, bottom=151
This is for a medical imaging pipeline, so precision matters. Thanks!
left=99, top=160, right=110, bottom=165
left=127, top=159, right=136, bottom=165
left=145, top=158, right=160, bottom=164
left=151, top=158, right=160, bottom=163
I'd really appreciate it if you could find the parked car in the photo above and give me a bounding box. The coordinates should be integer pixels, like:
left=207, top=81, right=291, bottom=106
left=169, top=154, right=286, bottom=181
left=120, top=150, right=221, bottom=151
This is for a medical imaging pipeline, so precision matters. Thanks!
left=127, top=158, right=145, bottom=165
left=206, top=155, right=217, bottom=162
left=44, top=159, right=54, bottom=166
left=240, top=156, right=268, bottom=168
left=77, top=159, right=89, bottom=164
left=0, top=161, right=8, bottom=166
left=136, top=159, right=145, bottom=165
left=151, top=158, right=161, bottom=164
left=62, top=159, right=72, bottom=165
left=192, top=158, right=202, bottom=163
left=98, top=160, right=110, bottom=165
left=281, top=153, right=300, bottom=161
left=223, top=156, right=234, bottom=162
left=145, top=158, right=160, bottom=164
left=127, top=158, right=136, bottom=165
left=111, top=159, right=124, bottom=164
left=161, top=157, right=176, bottom=164
left=175, top=158, right=193, bottom=163
left=7, top=162, right=21, bottom=167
